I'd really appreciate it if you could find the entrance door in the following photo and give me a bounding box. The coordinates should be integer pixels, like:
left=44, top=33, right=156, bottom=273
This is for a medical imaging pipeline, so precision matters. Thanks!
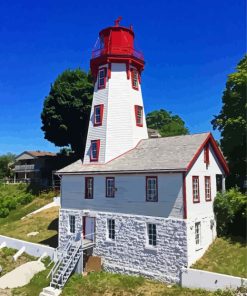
left=82, top=217, right=95, bottom=241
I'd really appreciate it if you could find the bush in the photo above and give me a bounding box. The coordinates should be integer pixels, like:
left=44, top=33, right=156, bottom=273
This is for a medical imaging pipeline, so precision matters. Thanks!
left=0, top=184, right=55, bottom=218
left=214, top=188, right=247, bottom=237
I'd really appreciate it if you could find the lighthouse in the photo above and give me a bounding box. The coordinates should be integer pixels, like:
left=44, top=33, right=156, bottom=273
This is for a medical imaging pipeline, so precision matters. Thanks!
left=83, top=18, right=148, bottom=164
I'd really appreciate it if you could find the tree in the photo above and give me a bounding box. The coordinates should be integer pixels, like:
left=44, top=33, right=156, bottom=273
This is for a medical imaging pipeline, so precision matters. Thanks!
left=214, top=188, right=247, bottom=237
left=0, top=153, right=16, bottom=179
left=146, top=109, right=189, bottom=137
left=41, top=69, right=93, bottom=158
left=211, top=56, right=247, bottom=190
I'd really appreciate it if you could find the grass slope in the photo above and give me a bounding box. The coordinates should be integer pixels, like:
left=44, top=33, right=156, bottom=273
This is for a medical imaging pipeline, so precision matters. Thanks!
left=0, top=247, right=35, bottom=276
left=12, top=258, right=52, bottom=296
left=192, top=237, right=247, bottom=278
left=11, top=270, right=227, bottom=296
left=0, top=206, right=59, bottom=245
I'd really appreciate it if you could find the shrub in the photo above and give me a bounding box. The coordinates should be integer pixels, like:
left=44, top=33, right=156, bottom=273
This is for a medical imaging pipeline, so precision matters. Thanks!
left=214, top=188, right=247, bottom=237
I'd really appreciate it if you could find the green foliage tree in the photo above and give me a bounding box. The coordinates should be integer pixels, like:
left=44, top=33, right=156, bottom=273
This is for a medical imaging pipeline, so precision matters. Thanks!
left=146, top=109, right=189, bottom=137
left=41, top=69, right=94, bottom=158
left=214, top=188, right=247, bottom=237
left=212, top=56, right=247, bottom=190
left=0, top=153, right=15, bottom=179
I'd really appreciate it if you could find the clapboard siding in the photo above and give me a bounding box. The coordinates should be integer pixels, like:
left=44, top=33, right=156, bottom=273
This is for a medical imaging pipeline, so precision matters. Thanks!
left=84, top=62, right=148, bottom=164
left=61, top=173, right=183, bottom=218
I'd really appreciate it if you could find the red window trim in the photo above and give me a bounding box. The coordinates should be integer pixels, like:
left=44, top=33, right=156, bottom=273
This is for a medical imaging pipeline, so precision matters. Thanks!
left=85, top=177, right=94, bottom=199
left=98, top=67, right=107, bottom=89
left=204, top=145, right=210, bottom=164
left=90, top=140, right=100, bottom=162
left=146, top=176, right=158, bottom=202
left=94, top=104, right=104, bottom=126
left=131, top=68, right=139, bottom=90
left=204, top=176, right=211, bottom=202
left=134, top=105, right=143, bottom=127
left=192, top=176, right=200, bottom=203
left=106, top=177, right=115, bottom=198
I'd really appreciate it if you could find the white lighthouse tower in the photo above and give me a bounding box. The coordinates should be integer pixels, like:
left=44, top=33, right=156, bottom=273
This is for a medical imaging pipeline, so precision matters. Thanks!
left=83, top=18, right=148, bottom=164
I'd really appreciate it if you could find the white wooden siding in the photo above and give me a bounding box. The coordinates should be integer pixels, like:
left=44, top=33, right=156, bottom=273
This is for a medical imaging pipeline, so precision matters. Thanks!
left=84, top=63, right=148, bottom=164
left=61, top=173, right=183, bottom=218
left=186, top=144, right=224, bottom=219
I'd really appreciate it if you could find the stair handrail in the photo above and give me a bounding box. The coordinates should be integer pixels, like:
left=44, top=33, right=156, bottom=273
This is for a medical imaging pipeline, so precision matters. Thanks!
left=61, top=240, right=82, bottom=286
left=83, top=232, right=95, bottom=245
left=47, top=236, right=73, bottom=279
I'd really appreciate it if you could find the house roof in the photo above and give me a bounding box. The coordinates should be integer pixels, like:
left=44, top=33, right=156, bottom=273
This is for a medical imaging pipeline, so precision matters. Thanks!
left=57, top=132, right=229, bottom=175
left=15, top=151, right=56, bottom=160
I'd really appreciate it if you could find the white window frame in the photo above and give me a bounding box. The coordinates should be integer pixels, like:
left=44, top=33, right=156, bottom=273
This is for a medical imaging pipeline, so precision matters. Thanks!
left=94, top=105, right=101, bottom=125
left=106, top=177, right=115, bottom=198
left=132, top=69, right=139, bottom=89
left=195, top=222, right=201, bottom=246
left=69, top=215, right=76, bottom=234
left=147, top=223, right=157, bottom=247
left=146, top=177, right=158, bottom=202
left=98, top=68, right=105, bottom=88
left=107, top=219, right=115, bottom=240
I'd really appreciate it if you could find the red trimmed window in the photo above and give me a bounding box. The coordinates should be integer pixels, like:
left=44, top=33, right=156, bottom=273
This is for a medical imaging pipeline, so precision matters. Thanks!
left=146, top=176, right=158, bottom=202
left=94, top=104, right=104, bottom=126
left=192, top=176, right=200, bottom=203
left=85, top=177, right=94, bottom=199
left=134, top=105, right=143, bottom=127
left=98, top=68, right=107, bottom=89
left=90, top=140, right=100, bottom=162
left=106, top=177, right=115, bottom=198
left=205, top=176, right=211, bottom=201
left=204, top=145, right=210, bottom=164
left=131, top=69, right=139, bottom=90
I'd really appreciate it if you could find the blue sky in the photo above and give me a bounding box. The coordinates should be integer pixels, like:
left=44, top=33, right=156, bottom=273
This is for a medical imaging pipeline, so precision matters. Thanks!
left=0, top=0, right=245, bottom=154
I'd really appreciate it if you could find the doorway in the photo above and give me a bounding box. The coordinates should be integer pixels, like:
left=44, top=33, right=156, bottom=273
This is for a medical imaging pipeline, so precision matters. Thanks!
left=82, top=216, right=95, bottom=241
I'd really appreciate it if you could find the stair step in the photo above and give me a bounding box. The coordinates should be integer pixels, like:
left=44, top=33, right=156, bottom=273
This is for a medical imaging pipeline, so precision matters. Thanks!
left=40, top=286, right=62, bottom=296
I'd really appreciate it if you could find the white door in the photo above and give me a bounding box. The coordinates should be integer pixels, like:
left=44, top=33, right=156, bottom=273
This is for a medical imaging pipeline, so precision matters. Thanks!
left=83, top=217, right=95, bottom=241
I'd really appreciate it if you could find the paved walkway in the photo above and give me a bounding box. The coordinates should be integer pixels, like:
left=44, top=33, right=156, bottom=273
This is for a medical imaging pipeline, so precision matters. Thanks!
left=0, top=261, right=45, bottom=289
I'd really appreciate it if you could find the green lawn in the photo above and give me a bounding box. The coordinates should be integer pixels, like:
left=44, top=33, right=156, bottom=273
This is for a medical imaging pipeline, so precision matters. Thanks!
left=0, top=247, right=35, bottom=276
left=12, top=258, right=52, bottom=296
left=0, top=193, right=59, bottom=247
left=192, top=237, right=247, bottom=278
left=11, top=270, right=237, bottom=296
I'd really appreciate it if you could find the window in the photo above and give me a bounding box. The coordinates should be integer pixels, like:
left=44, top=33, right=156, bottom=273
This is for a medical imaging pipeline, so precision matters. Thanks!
left=205, top=176, right=211, bottom=201
left=134, top=105, right=143, bottom=127
left=146, top=176, right=158, bottom=202
left=147, top=223, right=157, bottom=247
left=192, top=176, right=200, bottom=203
left=216, top=174, right=223, bottom=192
left=85, top=177, right=94, bottom=199
left=204, top=145, right=209, bottom=164
left=107, top=219, right=115, bottom=240
left=69, top=215, right=75, bottom=234
left=98, top=68, right=106, bottom=89
left=94, top=104, right=104, bottom=126
left=106, top=177, right=115, bottom=198
left=195, top=222, right=201, bottom=246
left=90, top=140, right=100, bottom=161
left=131, top=69, right=139, bottom=90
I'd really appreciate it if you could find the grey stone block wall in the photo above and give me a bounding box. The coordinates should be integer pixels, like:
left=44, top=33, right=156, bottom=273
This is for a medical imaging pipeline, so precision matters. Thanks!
left=59, top=209, right=82, bottom=248
left=93, top=212, right=187, bottom=283
left=59, top=208, right=188, bottom=283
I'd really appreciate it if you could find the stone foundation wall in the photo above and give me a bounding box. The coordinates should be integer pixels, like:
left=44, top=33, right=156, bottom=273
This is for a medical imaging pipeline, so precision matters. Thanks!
left=59, top=208, right=188, bottom=283
left=93, top=212, right=188, bottom=283
left=59, top=208, right=82, bottom=248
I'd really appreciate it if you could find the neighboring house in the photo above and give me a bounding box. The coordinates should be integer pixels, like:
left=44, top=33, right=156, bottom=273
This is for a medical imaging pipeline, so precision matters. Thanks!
left=13, top=151, right=56, bottom=186
left=54, top=20, right=229, bottom=287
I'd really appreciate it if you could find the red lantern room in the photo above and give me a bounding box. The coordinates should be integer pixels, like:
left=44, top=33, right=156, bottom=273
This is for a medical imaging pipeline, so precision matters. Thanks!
left=90, top=17, right=145, bottom=80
